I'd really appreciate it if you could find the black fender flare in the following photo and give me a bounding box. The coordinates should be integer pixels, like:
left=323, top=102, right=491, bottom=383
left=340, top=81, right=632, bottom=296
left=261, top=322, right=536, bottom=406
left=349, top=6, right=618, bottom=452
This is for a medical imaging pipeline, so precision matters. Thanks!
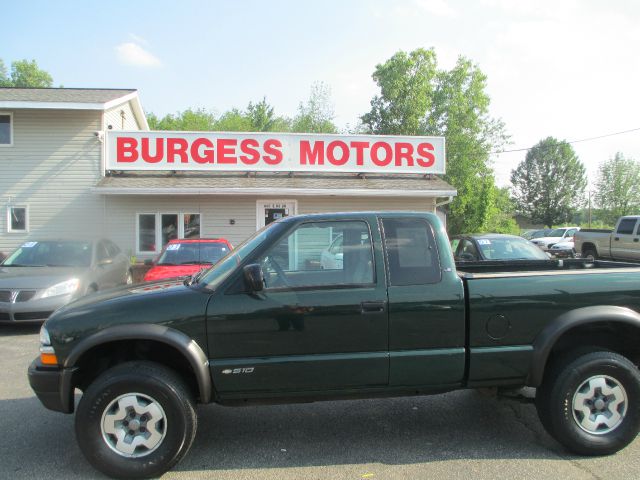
left=528, top=305, right=640, bottom=386
left=64, top=324, right=212, bottom=404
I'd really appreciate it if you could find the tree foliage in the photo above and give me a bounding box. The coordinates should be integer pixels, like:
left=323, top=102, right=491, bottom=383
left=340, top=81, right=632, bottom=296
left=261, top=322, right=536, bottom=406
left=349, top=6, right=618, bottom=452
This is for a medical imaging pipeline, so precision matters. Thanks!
left=594, top=152, right=640, bottom=224
left=361, top=48, right=509, bottom=234
left=511, top=137, right=587, bottom=227
left=0, top=59, right=53, bottom=87
left=291, top=82, right=338, bottom=133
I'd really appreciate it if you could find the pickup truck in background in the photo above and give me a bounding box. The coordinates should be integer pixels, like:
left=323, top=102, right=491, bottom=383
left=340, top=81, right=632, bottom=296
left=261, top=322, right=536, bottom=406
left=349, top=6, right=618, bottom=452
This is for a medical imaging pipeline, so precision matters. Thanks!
left=28, top=212, right=640, bottom=479
left=575, top=215, right=640, bottom=261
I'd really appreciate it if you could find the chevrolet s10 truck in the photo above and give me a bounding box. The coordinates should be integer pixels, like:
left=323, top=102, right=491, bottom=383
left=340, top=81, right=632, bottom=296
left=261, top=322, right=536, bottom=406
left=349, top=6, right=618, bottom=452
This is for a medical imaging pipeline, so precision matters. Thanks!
left=28, top=212, right=640, bottom=479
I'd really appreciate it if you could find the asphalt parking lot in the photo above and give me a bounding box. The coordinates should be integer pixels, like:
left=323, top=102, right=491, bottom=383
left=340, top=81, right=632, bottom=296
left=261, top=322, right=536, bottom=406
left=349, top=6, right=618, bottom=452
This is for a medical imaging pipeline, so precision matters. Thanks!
left=2, top=325, right=639, bottom=480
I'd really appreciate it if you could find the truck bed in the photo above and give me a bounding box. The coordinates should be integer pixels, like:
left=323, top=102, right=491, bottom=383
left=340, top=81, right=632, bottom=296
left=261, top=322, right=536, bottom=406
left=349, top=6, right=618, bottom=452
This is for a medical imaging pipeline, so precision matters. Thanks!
left=456, top=258, right=640, bottom=276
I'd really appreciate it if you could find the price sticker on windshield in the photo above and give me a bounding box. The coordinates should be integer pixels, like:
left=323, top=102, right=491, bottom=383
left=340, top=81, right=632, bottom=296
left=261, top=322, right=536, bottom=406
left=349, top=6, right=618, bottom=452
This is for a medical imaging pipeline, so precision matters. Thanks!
left=21, top=242, right=38, bottom=248
left=166, top=244, right=181, bottom=251
left=477, top=239, right=492, bottom=245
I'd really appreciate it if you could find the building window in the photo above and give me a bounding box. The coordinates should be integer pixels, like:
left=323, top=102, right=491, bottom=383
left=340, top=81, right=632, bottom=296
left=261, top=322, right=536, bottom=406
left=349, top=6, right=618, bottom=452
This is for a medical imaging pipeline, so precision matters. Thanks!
left=7, top=205, right=28, bottom=233
left=136, top=213, right=201, bottom=254
left=0, top=113, right=12, bottom=146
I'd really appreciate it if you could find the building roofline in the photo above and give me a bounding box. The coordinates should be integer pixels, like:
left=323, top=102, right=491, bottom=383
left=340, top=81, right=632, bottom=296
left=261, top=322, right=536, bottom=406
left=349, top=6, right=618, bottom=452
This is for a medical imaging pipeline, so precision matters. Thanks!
left=91, top=186, right=458, bottom=197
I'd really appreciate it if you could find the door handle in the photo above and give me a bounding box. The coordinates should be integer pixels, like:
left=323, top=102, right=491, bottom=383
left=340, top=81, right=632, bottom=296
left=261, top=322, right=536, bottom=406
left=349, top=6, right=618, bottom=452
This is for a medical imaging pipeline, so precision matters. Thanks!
left=614, top=237, right=620, bottom=241
left=361, top=301, right=385, bottom=313
left=634, top=238, right=639, bottom=243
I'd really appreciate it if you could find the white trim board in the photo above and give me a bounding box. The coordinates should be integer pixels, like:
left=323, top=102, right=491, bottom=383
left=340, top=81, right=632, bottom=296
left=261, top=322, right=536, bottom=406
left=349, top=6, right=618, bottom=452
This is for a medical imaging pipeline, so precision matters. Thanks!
left=92, top=187, right=458, bottom=197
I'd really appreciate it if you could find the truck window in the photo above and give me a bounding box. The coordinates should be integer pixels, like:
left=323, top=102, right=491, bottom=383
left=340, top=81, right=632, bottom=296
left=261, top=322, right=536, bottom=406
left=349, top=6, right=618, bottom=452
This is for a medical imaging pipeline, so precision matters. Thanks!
left=258, top=220, right=374, bottom=289
left=382, top=218, right=441, bottom=286
left=616, top=218, right=638, bottom=235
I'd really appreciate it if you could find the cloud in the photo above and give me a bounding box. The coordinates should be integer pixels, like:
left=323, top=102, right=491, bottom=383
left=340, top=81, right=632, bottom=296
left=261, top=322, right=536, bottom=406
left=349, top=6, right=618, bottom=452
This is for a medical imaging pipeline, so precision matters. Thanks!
left=412, top=0, right=457, bottom=17
left=128, top=33, right=149, bottom=46
left=115, top=42, right=162, bottom=68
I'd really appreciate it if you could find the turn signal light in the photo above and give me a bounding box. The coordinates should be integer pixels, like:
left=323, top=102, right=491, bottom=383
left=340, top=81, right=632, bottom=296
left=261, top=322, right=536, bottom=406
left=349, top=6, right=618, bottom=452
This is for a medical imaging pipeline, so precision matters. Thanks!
left=40, top=352, right=59, bottom=365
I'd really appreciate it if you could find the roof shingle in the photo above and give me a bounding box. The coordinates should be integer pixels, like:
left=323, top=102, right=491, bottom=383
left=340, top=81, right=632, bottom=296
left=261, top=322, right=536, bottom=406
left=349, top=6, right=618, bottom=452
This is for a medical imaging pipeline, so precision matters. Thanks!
left=0, top=87, right=136, bottom=104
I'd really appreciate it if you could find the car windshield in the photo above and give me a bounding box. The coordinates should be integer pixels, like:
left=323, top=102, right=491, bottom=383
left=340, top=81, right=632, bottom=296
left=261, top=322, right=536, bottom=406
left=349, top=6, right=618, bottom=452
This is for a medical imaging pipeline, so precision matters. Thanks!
left=2, top=240, right=93, bottom=267
left=199, top=221, right=284, bottom=290
left=476, top=237, right=549, bottom=260
left=547, top=228, right=567, bottom=237
left=157, top=242, right=230, bottom=265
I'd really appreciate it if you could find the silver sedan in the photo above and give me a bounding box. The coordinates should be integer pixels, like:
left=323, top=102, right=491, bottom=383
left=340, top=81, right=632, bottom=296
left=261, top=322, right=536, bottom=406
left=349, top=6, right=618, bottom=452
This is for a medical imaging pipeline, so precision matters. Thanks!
left=0, top=239, right=131, bottom=324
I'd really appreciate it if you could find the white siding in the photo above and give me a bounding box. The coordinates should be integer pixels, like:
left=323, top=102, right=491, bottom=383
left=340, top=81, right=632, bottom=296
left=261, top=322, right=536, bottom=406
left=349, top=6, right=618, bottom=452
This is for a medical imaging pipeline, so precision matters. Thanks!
left=104, top=101, right=140, bottom=130
left=100, top=194, right=437, bottom=259
left=0, top=109, right=105, bottom=255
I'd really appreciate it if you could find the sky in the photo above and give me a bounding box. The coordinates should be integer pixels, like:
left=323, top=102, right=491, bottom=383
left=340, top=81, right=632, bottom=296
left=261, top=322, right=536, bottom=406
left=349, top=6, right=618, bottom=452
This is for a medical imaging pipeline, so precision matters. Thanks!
left=2, top=0, right=639, bottom=188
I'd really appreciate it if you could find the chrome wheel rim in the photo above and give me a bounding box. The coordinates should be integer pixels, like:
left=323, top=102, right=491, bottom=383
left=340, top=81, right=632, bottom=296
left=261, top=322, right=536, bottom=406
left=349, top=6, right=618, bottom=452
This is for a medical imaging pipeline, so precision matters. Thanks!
left=572, top=375, right=627, bottom=435
left=100, top=393, right=167, bottom=458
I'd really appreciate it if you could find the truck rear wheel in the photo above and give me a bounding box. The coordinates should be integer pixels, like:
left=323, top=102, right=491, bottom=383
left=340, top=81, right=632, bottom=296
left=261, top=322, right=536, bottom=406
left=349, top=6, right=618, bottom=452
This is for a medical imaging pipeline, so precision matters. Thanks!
left=75, top=361, right=197, bottom=479
left=583, top=247, right=597, bottom=261
left=536, top=350, right=640, bottom=455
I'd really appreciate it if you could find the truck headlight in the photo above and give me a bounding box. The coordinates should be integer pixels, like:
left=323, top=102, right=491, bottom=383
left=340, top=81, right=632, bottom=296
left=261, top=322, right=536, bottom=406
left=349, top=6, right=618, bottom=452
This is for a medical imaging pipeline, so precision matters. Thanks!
left=38, top=325, right=58, bottom=365
left=41, top=278, right=80, bottom=299
left=39, top=325, right=51, bottom=346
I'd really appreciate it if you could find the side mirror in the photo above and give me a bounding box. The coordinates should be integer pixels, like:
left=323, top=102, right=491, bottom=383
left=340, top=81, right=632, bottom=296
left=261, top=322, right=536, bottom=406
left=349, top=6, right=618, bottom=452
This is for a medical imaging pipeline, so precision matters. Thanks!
left=144, top=259, right=153, bottom=266
left=243, top=264, right=264, bottom=292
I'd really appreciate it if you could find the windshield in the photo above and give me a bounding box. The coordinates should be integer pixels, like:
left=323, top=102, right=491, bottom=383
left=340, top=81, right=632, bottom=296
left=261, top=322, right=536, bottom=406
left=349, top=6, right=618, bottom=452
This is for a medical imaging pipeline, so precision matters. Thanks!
left=199, top=221, right=284, bottom=290
left=476, top=237, right=549, bottom=260
left=157, top=242, right=230, bottom=265
left=547, top=228, right=568, bottom=237
left=2, top=240, right=93, bottom=267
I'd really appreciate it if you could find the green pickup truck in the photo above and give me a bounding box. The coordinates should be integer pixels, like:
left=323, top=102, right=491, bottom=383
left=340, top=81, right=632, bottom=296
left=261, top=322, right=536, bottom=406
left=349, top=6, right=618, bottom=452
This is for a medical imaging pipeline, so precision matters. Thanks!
left=28, top=212, right=640, bottom=479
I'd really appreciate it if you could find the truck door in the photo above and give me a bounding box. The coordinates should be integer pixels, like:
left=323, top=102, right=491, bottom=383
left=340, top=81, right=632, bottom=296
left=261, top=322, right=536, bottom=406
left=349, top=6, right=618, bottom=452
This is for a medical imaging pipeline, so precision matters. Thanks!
left=207, top=216, right=389, bottom=394
left=611, top=218, right=638, bottom=260
left=381, top=217, right=466, bottom=388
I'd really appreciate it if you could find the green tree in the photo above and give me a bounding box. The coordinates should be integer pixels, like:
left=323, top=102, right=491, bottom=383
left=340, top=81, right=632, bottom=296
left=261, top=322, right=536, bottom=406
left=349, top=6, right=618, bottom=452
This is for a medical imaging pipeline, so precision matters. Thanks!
left=511, top=137, right=587, bottom=227
left=147, top=108, right=216, bottom=130
left=0, top=60, right=8, bottom=86
left=594, top=152, right=640, bottom=224
left=0, top=59, right=53, bottom=87
left=483, top=187, right=520, bottom=234
left=246, top=97, right=290, bottom=132
left=361, top=48, right=509, bottom=234
left=291, top=82, right=338, bottom=133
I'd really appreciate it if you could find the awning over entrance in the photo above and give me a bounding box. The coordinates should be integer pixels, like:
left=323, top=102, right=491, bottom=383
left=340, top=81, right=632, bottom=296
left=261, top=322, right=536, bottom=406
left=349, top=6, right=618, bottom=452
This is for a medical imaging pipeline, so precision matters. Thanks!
left=92, top=172, right=457, bottom=198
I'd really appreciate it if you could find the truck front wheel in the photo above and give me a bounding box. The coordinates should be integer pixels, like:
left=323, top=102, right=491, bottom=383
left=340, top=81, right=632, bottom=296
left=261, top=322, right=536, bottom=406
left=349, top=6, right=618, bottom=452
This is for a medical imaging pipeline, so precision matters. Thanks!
left=75, top=361, right=197, bottom=479
left=536, top=350, right=640, bottom=455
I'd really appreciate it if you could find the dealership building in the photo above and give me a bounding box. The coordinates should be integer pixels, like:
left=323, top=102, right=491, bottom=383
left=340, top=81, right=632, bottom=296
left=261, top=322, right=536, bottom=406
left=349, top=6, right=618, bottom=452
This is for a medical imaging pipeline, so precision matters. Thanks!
left=0, top=87, right=456, bottom=259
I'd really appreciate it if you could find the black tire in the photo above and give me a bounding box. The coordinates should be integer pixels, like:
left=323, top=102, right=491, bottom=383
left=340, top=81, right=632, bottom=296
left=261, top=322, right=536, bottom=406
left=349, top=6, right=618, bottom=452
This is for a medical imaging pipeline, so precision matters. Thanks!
left=536, top=350, right=640, bottom=456
left=583, top=247, right=597, bottom=261
left=75, top=361, right=197, bottom=479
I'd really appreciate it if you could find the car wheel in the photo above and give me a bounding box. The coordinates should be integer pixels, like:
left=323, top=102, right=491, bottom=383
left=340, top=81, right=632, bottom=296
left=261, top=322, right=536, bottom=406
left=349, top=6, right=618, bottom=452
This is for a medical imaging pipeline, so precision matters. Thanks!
left=583, top=247, right=597, bottom=261
left=535, top=350, right=640, bottom=456
left=75, top=361, right=197, bottom=479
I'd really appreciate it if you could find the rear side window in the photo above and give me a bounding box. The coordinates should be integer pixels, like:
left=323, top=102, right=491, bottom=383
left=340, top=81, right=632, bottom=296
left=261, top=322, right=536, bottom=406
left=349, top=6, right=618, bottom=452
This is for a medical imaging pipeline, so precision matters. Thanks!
left=382, top=218, right=441, bottom=286
left=617, top=219, right=637, bottom=235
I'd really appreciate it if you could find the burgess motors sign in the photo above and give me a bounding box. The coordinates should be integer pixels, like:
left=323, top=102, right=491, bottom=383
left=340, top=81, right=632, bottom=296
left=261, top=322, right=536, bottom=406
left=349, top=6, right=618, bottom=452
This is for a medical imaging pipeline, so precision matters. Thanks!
left=106, top=131, right=445, bottom=175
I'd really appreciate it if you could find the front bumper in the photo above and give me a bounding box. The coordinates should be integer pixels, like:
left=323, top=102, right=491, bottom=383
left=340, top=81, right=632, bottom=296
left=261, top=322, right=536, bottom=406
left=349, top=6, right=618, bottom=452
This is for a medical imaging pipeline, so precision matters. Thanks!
left=27, top=358, right=77, bottom=413
left=550, top=249, right=575, bottom=258
left=0, top=293, right=73, bottom=324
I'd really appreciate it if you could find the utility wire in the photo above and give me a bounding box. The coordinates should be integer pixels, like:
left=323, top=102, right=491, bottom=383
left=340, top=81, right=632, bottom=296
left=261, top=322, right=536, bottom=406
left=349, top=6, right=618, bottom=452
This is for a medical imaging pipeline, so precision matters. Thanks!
left=492, top=127, right=640, bottom=154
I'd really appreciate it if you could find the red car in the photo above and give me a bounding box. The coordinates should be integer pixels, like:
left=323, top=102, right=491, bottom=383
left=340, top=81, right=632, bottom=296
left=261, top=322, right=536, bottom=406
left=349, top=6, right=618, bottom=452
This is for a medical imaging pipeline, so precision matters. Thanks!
left=143, top=238, right=232, bottom=282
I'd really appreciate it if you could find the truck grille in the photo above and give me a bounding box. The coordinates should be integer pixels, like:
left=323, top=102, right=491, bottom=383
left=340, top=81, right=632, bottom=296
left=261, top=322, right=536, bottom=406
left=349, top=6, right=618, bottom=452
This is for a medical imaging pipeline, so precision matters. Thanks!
left=0, top=312, right=9, bottom=321
left=0, top=291, right=11, bottom=303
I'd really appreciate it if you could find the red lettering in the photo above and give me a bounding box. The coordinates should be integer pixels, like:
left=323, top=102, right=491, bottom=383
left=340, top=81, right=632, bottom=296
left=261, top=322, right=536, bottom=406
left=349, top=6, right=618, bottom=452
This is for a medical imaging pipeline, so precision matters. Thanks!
left=166, top=138, right=189, bottom=163
left=350, top=141, right=369, bottom=166
left=140, top=138, right=164, bottom=163
left=327, top=141, right=349, bottom=166
left=416, top=142, right=435, bottom=167
left=239, top=139, right=260, bottom=165
left=299, top=140, right=324, bottom=165
left=190, top=138, right=214, bottom=164
left=394, top=142, right=414, bottom=167
left=217, top=139, right=237, bottom=164
left=263, top=139, right=283, bottom=165
left=116, top=137, right=138, bottom=163
left=371, top=141, right=392, bottom=166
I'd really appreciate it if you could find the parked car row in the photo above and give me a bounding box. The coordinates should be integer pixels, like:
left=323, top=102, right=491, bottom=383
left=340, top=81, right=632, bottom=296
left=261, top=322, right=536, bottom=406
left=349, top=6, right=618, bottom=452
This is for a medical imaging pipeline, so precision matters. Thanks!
left=1, top=236, right=233, bottom=325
